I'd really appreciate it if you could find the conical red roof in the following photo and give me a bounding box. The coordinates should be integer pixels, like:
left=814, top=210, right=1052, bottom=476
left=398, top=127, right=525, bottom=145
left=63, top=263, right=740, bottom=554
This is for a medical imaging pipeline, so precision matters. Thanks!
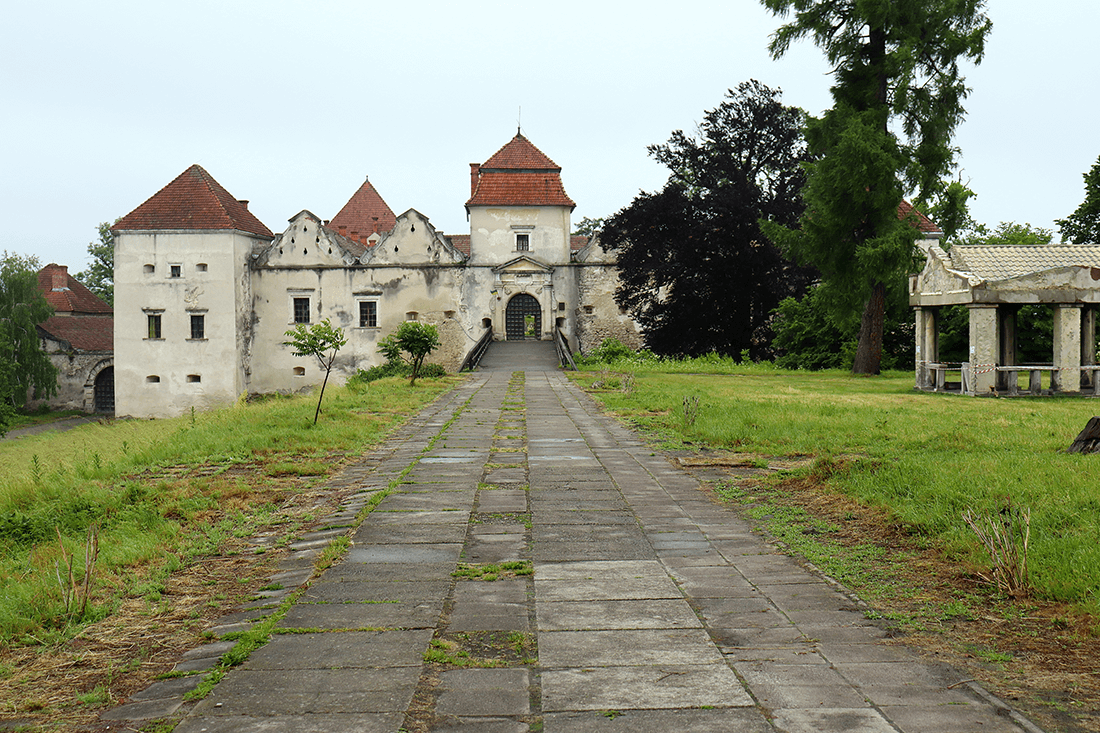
left=328, top=177, right=397, bottom=237
left=113, top=164, right=273, bottom=237
left=481, top=134, right=560, bottom=170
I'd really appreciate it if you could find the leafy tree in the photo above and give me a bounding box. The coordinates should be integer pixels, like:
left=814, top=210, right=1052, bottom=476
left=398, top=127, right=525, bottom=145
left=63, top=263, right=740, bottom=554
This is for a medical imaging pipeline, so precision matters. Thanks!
left=393, top=321, right=441, bottom=385
left=76, top=221, right=117, bottom=307
left=572, top=217, right=605, bottom=237
left=1056, top=153, right=1100, bottom=244
left=600, top=80, right=816, bottom=359
left=0, top=252, right=57, bottom=428
left=760, top=0, right=991, bottom=374
left=283, top=318, right=347, bottom=424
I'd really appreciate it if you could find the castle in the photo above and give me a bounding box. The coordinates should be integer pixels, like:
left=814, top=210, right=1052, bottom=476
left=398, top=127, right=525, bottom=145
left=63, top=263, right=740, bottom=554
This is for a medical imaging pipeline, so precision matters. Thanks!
left=112, top=134, right=639, bottom=418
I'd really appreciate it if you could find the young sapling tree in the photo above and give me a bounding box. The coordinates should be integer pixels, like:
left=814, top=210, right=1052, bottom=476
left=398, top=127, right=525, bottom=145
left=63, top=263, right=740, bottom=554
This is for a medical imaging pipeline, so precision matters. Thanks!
left=283, top=318, right=348, bottom=424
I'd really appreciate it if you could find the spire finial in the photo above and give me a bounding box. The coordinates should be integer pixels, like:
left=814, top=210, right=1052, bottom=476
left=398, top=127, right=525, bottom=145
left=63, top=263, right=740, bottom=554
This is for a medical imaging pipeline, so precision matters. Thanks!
left=517, top=106, right=522, bottom=136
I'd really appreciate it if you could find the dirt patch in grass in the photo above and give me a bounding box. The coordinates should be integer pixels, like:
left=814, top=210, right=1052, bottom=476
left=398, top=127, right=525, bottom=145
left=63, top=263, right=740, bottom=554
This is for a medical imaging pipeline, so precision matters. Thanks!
left=685, top=451, right=1100, bottom=733
left=0, top=465, right=360, bottom=731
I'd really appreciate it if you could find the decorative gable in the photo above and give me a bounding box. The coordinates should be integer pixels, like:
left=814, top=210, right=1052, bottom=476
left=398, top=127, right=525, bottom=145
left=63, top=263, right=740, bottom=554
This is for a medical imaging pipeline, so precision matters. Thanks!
left=366, top=209, right=466, bottom=266
left=255, top=210, right=367, bottom=267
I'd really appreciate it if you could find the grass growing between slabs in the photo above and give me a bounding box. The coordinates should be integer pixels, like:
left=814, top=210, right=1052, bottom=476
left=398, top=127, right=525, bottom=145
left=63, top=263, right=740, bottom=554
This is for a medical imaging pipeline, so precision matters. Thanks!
left=570, top=360, right=1100, bottom=616
left=0, top=376, right=454, bottom=649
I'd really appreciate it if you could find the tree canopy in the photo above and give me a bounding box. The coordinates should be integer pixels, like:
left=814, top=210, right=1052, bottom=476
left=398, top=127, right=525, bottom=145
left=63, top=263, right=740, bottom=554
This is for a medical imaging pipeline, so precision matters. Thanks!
left=1056, top=153, right=1100, bottom=244
left=760, top=0, right=991, bottom=374
left=0, top=252, right=57, bottom=424
left=76, top=221, right=116, bottom=307
left=600, top=80, right=816, bottom=359
left=393, top=321, right=441, bottom=385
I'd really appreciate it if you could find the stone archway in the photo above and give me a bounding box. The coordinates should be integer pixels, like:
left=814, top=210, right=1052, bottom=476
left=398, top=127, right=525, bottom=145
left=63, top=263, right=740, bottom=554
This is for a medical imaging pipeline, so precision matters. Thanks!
left=505, top=293, right=541, bottom=340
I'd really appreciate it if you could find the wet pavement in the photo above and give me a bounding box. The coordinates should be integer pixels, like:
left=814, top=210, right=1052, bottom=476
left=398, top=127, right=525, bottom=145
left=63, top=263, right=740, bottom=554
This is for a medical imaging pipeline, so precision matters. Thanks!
left=102, top=347, right=1043, bottom=732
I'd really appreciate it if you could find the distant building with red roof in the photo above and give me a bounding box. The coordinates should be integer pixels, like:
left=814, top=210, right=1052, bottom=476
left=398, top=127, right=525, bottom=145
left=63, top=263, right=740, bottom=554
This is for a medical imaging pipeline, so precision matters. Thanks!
left=33, top=264, right=114, bottom=413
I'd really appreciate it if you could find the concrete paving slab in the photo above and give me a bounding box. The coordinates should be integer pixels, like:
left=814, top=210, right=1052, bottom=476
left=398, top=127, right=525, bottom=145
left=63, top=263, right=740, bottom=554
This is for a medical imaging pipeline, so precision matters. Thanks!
left=541, top=664, right=753, bottom=711
left=353, top=523, right=468, bottom=544
left=542, top=708, right=773, bottom=732
left=436, top=668, right=531, bottom=716
left=539, top=629, right=725, bottom=666
left=538, top=599, right=702, bottom=631
left=173, top=713, right=405, bottom=733
left=243, top=630, right=430, bottom=669
left=366, top=510, right=471, bottom=525
left=322, top=562, right=456, bottom=581
left=345, top=543, right=462, bottom=564
left=534, top=560, right=668, bottom=580
left=533, top=539, right=655, bottom=562
left=879, top=703, right=1035, bottom=733
left=691, top=597, right=791, bottom=628
left=769, top=708, right=897, bottom=733
left=534, top=576, right=681, bottom=602
left=303, top=580, right=451, bottom=603
left=99, top=697, right=183, bottom=720
left=189, top=667, right=420, bottom=714
left=278, top=600, right=442, bottom=629
left=735, top=662, right=873, bottom=709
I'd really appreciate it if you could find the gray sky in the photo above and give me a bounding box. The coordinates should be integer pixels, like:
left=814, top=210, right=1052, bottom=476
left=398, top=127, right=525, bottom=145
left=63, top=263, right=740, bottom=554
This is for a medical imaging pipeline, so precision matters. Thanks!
left=3, top=0, right=1097, bottom=273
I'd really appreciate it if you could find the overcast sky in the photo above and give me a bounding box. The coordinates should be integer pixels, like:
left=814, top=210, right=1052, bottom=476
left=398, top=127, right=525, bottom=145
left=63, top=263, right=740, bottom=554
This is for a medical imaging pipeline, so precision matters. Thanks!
left=3, top=0, right=1097, bottom=274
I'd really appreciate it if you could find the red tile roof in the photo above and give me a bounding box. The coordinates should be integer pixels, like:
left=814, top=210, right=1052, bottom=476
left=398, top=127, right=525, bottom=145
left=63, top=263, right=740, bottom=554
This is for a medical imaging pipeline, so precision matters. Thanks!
left=571, top=235, right=588, bottom=252
left=37, top=264, right=112, bottom=315
left=113, top=164, right=273, bottom=238
left=447, top=234, right=471, bottom=256
left=482, top=134, right=561, bottom=170
left=898, top=200, right=942, bottom=234
left=466, top=134, right=576, bottom=210
left=328, top=177, right=397, bottom=237
left=39, top=314, right=113, bottom=352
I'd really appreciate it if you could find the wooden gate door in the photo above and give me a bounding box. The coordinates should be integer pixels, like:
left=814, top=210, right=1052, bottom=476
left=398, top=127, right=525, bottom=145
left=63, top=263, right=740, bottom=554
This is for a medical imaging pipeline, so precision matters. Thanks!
left=505, top=294, right=541, bottom=340
left=94, top=366, right=114, bottom=414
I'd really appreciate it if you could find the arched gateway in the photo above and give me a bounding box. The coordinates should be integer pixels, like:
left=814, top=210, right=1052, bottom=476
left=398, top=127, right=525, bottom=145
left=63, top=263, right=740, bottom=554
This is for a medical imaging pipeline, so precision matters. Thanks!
left=505, top=293, right=541, bottom=340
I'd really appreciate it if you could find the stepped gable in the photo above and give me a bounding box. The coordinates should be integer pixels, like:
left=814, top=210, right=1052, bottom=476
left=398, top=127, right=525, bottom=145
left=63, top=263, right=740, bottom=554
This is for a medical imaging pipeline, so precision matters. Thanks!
left=328, top=176, right=397, bottom=239
left=113, top=164, right=273, bottom=238
left=37, top=264, right=111, bottom=315
left=466, top=133, right=576, bottom=210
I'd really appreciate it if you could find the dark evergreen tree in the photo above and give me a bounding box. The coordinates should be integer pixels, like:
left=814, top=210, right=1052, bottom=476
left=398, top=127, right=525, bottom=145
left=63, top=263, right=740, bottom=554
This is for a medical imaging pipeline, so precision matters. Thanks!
left=760, top=0, right=991, bottom=374
left=600, top=80, right=815, bottom=359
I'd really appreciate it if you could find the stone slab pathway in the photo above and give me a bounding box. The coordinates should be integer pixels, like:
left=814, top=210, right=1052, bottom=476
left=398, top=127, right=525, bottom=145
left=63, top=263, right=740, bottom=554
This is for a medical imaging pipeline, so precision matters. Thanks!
left=104, top=367, right=1043, bottom=733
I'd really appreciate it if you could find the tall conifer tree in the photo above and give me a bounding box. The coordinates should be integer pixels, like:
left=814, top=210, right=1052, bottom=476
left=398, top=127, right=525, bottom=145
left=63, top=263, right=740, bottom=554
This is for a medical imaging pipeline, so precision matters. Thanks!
left=760, top=0, right=991, bottom=373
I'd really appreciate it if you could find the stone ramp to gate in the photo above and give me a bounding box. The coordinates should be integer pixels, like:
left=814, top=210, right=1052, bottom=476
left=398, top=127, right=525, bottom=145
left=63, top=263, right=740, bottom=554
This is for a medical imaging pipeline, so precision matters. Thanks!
left=477, top=339, right=561, bottom=371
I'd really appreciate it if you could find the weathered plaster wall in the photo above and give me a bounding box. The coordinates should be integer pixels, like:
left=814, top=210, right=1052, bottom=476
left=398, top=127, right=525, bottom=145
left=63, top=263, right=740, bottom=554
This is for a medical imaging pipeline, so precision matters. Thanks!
left=247, top=264, right=471, bottom=395
left=114, top=230, right=255, bottom=418
left=31, top=335, right=111, bottom=412
left=575, top=264, right=642, bottom=353
left=468, top=207, right=571, bottom=266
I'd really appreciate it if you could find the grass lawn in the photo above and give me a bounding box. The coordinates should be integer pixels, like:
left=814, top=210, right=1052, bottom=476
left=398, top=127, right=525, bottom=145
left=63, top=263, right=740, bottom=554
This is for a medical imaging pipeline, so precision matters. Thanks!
left=0, top=377, right=455, bottom=648
left=572, top=359, right=1100, bottom=615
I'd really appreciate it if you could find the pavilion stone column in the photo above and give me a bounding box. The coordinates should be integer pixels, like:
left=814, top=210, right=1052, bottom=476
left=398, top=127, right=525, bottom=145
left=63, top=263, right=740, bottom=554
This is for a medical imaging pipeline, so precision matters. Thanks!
left=967, top=305, right=999, bottom=395
left=1053, top=304, right=1083, bottom=393
left=1082, top=307, right=1097, bottom=391
left=914, top=307, right=937, bottom=389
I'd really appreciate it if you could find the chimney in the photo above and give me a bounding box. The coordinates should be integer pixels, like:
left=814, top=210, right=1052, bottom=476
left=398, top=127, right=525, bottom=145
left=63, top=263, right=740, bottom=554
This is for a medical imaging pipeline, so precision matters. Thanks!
left=52, top=266, right=69, bottom=290
left=338, top=225, right=346, bottom=236
left=238, top=200, right=249, bottom=209
left=470, top=163, right=480, bottom=197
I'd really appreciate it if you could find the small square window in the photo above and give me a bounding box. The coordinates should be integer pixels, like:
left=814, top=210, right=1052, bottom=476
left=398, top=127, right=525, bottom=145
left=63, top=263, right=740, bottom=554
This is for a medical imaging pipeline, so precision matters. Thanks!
left=143, top=264, right=155, bottom=274
left=359, top=301, right=378, bottom=328
left=293, top=297, right=311, bottom=324
left=190, top=314, right=205, bottom=339
left=196, top=263, right=208, bottom=272
left=170, top=264, right=182, bottom=278
left=147, top=314, right=162, bottom=339
left=516, top=233, right=530, bottom=251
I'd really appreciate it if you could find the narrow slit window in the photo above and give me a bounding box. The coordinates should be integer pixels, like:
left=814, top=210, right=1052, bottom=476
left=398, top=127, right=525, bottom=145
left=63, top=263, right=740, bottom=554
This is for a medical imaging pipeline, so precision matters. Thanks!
left=187, top=374, right=201, bottom=383
left=293, top=366, right=306, bottom=376
left=146, top=375, right=160, bottom=383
